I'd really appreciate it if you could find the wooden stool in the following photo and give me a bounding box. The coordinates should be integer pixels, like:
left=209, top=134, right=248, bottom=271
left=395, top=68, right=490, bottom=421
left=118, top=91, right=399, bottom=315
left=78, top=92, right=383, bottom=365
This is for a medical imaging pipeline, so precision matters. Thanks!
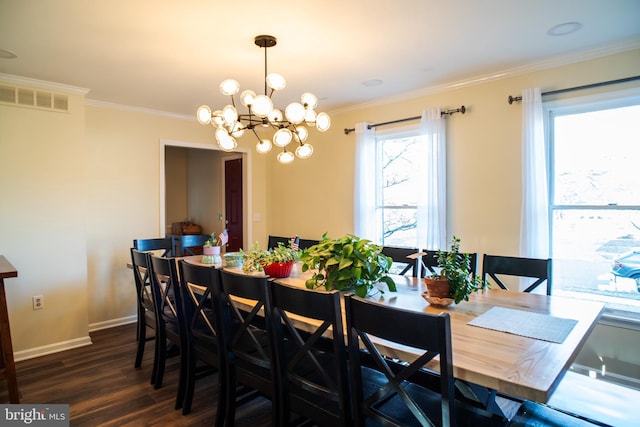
left=0, top=255, right=19, bottom=403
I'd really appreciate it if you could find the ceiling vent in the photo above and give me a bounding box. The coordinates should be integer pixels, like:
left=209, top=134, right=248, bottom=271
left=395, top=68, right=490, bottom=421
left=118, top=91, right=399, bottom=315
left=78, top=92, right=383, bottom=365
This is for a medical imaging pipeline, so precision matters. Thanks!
left=0, top=83, right=69, bottom=112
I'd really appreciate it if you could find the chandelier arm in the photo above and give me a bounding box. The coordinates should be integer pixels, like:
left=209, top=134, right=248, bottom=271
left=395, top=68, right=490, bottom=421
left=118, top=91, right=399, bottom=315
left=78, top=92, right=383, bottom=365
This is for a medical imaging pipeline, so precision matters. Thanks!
left=250, top=127, right=262, bottom=144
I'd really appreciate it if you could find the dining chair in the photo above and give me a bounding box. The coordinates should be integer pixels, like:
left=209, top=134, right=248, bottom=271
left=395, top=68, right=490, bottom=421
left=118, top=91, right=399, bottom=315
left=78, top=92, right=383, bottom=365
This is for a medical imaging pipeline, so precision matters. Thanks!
left=219, top=269, right=279, bottom=426
left=130, top=248, right=160, bottom=385
left=420, top=250, right=478, bottom=279
left=133, top=237, right=175, bottom=257
left=269, top=281, right=351, bottom=426
left=298, top=238, right=319, bottom=250
left=178, top=260, right=225, bottom=423
left=345, top=294, right=505, bottom=427
left=148, top=254, right=187, bottom=410
left=178, top=234, right=210, bottom=256
left=268, top=235, right=291, bottom=250
left=382, top=246, right=420, bottom=277
left=482, top=254, right=552, bottom=295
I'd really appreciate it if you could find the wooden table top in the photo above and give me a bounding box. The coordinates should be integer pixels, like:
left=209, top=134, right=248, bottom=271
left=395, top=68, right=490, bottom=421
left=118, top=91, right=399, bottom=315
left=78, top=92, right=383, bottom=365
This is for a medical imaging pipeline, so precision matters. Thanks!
left=0, top=256, right=18, bottom=280
left=183, top=257, right=604, bottom=403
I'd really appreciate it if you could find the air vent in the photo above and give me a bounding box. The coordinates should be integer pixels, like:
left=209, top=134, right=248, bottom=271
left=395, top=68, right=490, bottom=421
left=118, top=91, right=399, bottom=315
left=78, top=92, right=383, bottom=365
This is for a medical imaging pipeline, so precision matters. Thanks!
left=0, top=83, right=69, bottom=112
left=0, top=84, right=16, bottom=103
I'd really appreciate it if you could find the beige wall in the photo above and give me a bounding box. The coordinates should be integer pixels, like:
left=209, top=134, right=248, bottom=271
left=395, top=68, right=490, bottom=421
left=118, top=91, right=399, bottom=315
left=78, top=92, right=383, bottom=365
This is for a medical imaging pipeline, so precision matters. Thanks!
left=0, top=90, right=89, bottom=353
left=0, top=48, right=638, bottom=359
left=267, top=49, right=640, bottom=258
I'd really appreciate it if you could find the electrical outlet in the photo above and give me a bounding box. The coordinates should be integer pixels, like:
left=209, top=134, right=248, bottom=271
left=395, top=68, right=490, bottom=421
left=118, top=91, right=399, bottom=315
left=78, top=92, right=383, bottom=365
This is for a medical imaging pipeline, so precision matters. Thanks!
left=32, top=295, right=44, bottom=310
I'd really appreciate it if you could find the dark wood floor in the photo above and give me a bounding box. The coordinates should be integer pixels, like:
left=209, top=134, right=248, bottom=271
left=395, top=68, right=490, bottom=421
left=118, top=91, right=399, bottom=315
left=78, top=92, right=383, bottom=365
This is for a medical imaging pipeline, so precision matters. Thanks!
left=0, top=323, right=273, bottom=426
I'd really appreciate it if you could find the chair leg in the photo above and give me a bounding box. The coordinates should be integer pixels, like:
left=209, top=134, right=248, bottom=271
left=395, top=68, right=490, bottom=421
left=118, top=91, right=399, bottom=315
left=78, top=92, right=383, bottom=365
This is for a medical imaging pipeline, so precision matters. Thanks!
left=134, top=317, right=146, bottom=369
left=175, top=344, right=188, bottom=410
left=153, top=327, right=166, bottom=389
left=182, top=350, right=197, bottom=415
left=223, top=369, right=237, bottom=427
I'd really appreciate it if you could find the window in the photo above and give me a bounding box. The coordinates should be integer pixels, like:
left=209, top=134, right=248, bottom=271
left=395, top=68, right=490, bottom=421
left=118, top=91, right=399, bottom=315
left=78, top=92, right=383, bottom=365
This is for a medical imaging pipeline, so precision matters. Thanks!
left=547, top=88, right=640, bottom=315
left=375, top=129, right=426, bottom=248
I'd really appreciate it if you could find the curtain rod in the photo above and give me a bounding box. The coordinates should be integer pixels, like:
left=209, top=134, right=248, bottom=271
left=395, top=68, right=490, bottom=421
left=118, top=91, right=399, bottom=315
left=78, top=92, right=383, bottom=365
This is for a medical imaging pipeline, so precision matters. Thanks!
left=507, top=75, right=640, bottom=104
left=343, top=105, right=465, bottom=135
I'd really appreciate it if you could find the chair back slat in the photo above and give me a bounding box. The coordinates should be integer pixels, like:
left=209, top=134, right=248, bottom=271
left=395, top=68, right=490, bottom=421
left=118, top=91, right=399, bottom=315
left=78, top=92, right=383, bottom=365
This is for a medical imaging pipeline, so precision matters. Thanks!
left=179, top=234, right=210, bottom=256
left=482, top=254, right=552, bottom=295
left=133, top=237, right=175, bottom=257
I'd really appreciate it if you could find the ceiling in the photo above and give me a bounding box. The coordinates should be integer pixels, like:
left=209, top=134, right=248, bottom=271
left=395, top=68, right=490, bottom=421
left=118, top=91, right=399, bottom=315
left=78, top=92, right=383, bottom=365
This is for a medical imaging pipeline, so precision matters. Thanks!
left=1, top=0, right=639, bottom=118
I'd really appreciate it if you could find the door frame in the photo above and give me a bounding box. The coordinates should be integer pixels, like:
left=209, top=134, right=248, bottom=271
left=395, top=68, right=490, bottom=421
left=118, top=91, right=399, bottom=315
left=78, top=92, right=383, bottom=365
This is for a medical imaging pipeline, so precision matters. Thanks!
left=159, top=138, right=253, bottom=249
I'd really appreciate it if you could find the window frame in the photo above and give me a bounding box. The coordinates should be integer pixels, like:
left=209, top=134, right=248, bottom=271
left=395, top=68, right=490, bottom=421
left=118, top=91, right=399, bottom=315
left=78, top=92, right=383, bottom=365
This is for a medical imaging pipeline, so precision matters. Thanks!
left=544, top=86, right=640, bottom=319
left=374, top=125, right=422, bottom=247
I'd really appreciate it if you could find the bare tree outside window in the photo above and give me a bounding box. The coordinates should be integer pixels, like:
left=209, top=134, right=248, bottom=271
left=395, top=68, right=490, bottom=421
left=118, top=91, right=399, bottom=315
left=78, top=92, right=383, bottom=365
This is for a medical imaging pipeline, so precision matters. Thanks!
left=377, top=134, right=426, bottom=247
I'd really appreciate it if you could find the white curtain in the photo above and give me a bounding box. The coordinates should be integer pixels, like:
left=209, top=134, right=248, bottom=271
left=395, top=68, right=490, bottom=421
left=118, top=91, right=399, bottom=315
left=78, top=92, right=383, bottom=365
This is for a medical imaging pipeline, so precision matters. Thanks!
left=420, top=108, right=447, bottom=251
left=353, top=122, right=377, bottom=241
left=520, top=88, right=549, bottom=258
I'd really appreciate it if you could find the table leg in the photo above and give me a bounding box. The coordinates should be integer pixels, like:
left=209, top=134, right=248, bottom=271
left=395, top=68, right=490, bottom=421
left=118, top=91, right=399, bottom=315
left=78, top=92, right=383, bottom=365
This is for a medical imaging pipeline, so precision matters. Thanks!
left=0, top=281, right=19, bottom=403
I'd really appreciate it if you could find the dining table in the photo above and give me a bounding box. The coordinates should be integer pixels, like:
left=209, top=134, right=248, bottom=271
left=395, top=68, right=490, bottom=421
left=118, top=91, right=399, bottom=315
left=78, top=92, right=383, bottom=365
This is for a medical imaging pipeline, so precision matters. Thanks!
left=183, top=256, right=604, bottom=411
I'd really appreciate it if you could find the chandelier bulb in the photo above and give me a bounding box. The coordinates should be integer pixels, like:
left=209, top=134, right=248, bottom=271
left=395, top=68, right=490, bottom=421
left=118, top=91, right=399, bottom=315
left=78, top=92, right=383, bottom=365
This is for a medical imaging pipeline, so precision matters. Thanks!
left=301, top=92, right=318, bottom=109
left=273, top=128, right=293, bottom=147
left=252, top=95, right=274, bottom=118
left=266, top=73, right=286, bottom=91
left=240, top=90, right=256, bottom=107
left=196, top=105, right=212, bottom=125
left=285, top=102, right=305, bottom=124
left=295, top=143, right=313, bottom=159
left=316, top=112, right=331, bottom=132
left=277, top=150, right=295, bottom=164
left=256, top=139, right=272, bottom=154
left=220, top=79, right=240, bottom=96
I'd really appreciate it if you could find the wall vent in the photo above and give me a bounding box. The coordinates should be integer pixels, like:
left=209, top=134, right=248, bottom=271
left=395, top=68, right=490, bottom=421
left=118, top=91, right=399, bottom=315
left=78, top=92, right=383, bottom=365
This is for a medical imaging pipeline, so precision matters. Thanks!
left=0, top=83, right=69, bottom=112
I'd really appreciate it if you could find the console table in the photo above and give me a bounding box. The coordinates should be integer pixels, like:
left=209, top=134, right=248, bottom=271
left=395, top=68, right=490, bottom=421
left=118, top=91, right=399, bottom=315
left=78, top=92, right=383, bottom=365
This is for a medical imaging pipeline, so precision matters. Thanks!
left=0, top=256, right=19, bottom=403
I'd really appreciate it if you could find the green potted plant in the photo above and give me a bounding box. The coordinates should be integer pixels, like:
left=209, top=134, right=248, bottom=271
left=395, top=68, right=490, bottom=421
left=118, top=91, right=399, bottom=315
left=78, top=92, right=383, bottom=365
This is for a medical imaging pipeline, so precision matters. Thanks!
left=300, top=233, right=396, bottom=297
left=424, top=236, right=488, bottom=306
left=240, top=241, right=299, bottom=278
left=202, top=232, right=223, bottom=266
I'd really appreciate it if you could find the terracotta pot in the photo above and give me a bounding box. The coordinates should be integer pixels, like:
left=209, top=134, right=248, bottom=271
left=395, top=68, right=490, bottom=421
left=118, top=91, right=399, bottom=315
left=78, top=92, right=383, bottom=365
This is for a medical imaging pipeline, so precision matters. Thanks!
left=425, top=278, right=451, bottom=297
left=423, top=277, right=454, bottom=307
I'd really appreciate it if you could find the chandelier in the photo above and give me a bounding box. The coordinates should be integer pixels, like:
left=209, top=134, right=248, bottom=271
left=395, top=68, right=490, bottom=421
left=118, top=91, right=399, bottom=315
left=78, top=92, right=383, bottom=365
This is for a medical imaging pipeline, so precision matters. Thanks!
left=196, top=35, right=331, bottom=164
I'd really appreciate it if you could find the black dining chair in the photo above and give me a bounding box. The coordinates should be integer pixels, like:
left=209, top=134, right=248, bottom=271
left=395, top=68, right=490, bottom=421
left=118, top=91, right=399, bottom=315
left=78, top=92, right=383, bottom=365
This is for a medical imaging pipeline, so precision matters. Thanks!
left=219, top=269, right=278, bottom=426
left=178, top=260, right=225, bottom=422
left=382, top=246, right=420, bottom=277
left=420, top=250, right=478, bottom=279
left=133, top=237, right=175, bottom=257
left=298, top=238, right=319, bottom=250
left=345, top=294, right=505, bottom=427
left=130, top=248, right=160, bottom=385
left=482, top=254, right=552, bottom=295
left=148, top=255, right=187, bottom=408
left=179, top=234, right=210, bottom=256
left=269, top=281, right=351, bottom=426
left=268, top=235, right=292, bottom=250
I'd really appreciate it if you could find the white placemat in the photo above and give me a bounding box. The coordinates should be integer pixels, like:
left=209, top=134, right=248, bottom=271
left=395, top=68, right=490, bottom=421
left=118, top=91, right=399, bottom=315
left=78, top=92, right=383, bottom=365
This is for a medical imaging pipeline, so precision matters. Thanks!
left=468, top=307, right=578, bottom=343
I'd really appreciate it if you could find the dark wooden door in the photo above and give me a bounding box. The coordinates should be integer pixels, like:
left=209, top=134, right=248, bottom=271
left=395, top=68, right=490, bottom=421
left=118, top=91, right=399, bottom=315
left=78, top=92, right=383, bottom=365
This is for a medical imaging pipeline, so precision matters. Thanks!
left=224, top=158, right=243, bottom=252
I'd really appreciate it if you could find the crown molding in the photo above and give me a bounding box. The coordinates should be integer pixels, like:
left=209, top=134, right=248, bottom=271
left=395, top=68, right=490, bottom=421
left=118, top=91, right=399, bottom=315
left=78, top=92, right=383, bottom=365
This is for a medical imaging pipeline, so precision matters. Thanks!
left=0, top=73, right=90, bottom=95
left=332, top=38, right=640, bottom=115
left=85, top=99, right=195, bottom=121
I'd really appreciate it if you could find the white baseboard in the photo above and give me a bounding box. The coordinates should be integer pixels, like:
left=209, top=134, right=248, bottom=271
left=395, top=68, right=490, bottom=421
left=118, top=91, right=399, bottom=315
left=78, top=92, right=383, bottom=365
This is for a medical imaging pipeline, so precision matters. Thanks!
left=89, top=315, right=137, bottom=332
left=14, top=336, right=93, bottom=362
left=14, top=315, right=138, bottom=362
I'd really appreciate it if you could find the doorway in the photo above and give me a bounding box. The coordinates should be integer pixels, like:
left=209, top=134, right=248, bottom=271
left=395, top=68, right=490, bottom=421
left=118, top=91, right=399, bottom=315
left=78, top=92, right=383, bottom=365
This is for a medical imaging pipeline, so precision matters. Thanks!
left=159, top=139, right=251, bottom=250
